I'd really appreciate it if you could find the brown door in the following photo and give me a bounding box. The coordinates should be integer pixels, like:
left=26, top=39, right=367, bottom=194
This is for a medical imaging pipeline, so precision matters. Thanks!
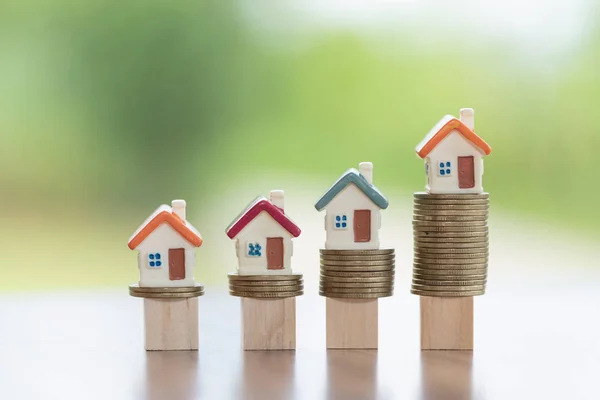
left=168, top=248, right=186, bottom=280
left=266, top=238, right=284, bottom=270
left=353, top=210, right=371, bottom=242
left=458, top=156, right=475, bottom=189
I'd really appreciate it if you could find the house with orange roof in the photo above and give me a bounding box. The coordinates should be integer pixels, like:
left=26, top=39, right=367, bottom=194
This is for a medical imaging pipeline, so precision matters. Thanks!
left=416, top=108, right=492, bottom=194
left=128, top=199, right=202, bottom=287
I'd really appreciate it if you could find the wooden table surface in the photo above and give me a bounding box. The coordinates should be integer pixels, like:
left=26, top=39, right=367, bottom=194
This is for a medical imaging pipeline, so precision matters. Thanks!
left=1, top=275, right=599, bottom=400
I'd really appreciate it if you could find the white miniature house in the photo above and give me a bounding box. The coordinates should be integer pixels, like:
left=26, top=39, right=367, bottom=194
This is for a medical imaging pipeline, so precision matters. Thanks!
left=226, top=190, right=301, bottom=276
left=315, top=162, right=389, bottom=250
left=128, top=200, right=203, bottom=287
left=416, top=108, right=492, bottom=194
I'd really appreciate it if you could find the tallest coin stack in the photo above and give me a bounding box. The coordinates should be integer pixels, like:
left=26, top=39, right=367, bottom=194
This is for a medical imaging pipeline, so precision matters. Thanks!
left=412, top=107, right=492, bottom=351
left=411, top=193, right=489, bottom=296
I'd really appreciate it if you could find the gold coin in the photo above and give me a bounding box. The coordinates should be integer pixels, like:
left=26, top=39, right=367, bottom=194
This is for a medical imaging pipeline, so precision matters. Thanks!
left=413, top=220, right=487, bottom=227
left=413, top=261, right=488, bottom=268
left=129, top=283, right=204, bottom=293
left=412, top=279, right=486, bottom=286
left=411, top=289, right=484, bottom=297
left=413, top=215, right=488, bottom=222
left=229, top=290, right=303, bottom=298
left=414, top=248, right=488, bottom=256
left=414, top=211, right=489, bottom=218
left=412, top=283, right=485, bottom=291
left=320, top=270, right=395, bottom=278
left=229, top=285, right=303, bottom=292
left=412, top=267, right=487, bottom=275
left=228, top=273, right=302, bottom=281
left=413, top=236, right=489, bottom=247
left=320, top=281, right=394, bottom=289
left=320, top=254, right=396, bottom=261
left=414, top=231, right=489, bottom=238
left=414, top=227, right=488, bottom=235
left=414, top=199, right=489, bottom=206
left=414, top=192, right=489, bottom=200
left=231, top=280, right=302, bottom=287
left=320, top=291, right=393, bottom=299
left=415, top=240, right=488, bottom=248
left=414, top=256, right=488, bottom=264
left=321, top=264, right=395, bottom=272
left=129, top=290, right=205, bottom=299
left=320, top=286, right=393, bottom=293
left=413, top=208, right=489, bottom=218
left=321, top=259, right=395, bottom=266
left=320, top=275, right=393, bottom=283
left=413, top=273, right=486, bottom=280
left=414, top=204, right=489, bottom=211
left=319, top=249, right=395, bottom=256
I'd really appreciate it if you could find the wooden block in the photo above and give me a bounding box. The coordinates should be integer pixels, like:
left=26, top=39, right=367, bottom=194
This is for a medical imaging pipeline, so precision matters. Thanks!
left=420, top=296, right=473, bottom=350
left=241, top=297, right=296, bottom=350
left=144, top=298, right=199, bottom=351
left=326, top=298, right=378, bottom=349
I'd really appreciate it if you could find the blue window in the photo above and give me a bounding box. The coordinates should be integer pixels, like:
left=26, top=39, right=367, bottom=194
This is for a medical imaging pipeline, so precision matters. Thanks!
left=334, top=214, right=348, bottom=229
left=148, top=253, right=162, bottom=268
left=438, top=161, right=452, bottom=177
left=247, top=243, right=262, bottom=257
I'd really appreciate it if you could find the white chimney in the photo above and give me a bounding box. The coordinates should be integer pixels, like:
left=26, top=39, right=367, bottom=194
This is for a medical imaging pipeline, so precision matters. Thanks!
left=172, top=199, right=186, bottom=220
left=460, top=108, right=475, bottom=130
left=359, top=162, right=373, bottom=184
left=270, top=190, right=285, bottom=213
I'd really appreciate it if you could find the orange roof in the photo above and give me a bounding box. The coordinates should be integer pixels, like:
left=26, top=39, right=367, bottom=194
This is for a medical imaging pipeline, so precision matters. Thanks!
left=416, top=116, right=492, bottom=158
left=128, top=205, right=203, bottom=250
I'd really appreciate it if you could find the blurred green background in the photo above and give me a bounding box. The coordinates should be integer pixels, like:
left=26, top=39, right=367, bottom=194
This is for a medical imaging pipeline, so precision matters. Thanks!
left=1, top=0, right=598, bottom=290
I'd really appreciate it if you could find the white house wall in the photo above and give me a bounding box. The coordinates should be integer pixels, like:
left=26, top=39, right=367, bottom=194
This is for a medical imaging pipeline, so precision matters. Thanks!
left=426, top=130, right=485, bottom=194
left=135, top=224, right=197, bottom=287
left=234, top=211, right=294, bottom=276
left=323, top=184, right=381, bottom=250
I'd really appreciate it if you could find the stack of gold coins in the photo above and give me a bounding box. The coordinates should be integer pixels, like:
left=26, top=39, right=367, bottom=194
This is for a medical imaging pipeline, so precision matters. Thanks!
left=411, top=192, right=489, bottom=297
left=228, top=273, right=303, bottom=298
left=320, top=249, right=395, bottom=298
left=129, top=283, right=205, bottom=298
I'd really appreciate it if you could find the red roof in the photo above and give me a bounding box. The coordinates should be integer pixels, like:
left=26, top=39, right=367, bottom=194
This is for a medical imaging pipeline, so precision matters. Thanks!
left=226, top=197, right=301, bottom=239
left=416, top=116, right=492, bottom=158
left=128, top=205, right=203, bottom=250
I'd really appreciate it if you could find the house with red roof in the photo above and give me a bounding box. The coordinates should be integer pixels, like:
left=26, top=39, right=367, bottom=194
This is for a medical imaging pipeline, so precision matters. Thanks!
left=128, top=199, right=203, bottom=287
left=226, top=190, right=301, bottom=275
left=416, top=108, right=492, bottom=194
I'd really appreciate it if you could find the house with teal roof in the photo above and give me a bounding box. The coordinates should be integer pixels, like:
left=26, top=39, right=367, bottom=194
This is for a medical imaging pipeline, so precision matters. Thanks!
left=315, top=162, right=389, bottom=250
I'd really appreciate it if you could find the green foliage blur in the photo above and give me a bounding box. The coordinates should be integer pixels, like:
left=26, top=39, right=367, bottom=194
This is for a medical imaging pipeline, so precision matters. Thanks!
left=1, top=1, right=598, bottom=289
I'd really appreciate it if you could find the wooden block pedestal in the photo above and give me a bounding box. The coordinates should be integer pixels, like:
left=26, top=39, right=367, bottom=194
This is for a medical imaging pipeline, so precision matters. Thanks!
left=326, top=298, right=378, bottom=349
left=144, top=298, right=199, bottom=351
left=242, top=297, right=296, bottom=350
left=229, top=273, right=303, bottom=351
left=420, top=296, right=473, bottom=350
left=129, top=283, right=205, bottom=351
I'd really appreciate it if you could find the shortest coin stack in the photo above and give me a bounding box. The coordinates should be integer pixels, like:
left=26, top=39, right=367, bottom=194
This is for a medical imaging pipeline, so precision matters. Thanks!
left=411, top=192, right=489, bottom=297
left=228, top=273, right=304, bottom=298
left=129, top=283, right=205, bottom=298
left=320, top=249, right=395, bottom=299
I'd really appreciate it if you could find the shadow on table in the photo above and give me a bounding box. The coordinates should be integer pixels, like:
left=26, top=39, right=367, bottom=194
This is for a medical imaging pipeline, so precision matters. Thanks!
left=326, top=350, right=378, bottom=400
left=237, top=351, right=296, bottom=400
left=144, top=351, right=200, bottom=400
left=420, top=352, right=474, bottom=400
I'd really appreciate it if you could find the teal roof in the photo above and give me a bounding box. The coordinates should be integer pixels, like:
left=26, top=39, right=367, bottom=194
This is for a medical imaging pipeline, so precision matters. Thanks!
left=314, top=168, right=389, bottom=211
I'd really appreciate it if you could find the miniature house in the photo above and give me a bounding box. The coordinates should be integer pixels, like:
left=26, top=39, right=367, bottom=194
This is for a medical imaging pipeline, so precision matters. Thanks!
left=416, top=108, right=492, bottom=194
left=315, top=162, right=389, bottom=250
left=128, top=200, right=203, bottom=287
left=226, top=190, right=301, bottom=276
